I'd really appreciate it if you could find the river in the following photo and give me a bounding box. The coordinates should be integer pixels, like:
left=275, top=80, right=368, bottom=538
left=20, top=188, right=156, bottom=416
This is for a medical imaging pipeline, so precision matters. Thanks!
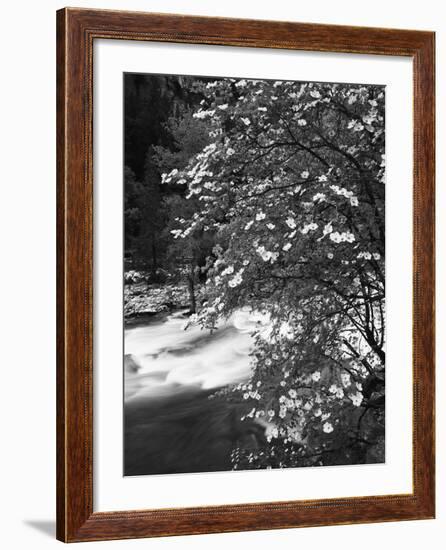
left=124, top=309, right=269, bottom=475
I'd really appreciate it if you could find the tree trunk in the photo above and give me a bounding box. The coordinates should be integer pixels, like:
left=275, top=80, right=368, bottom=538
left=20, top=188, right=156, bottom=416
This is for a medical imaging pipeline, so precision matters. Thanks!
left=151, top=236, right=158, bottom=279
left=188, top=266, right=196, bottom=314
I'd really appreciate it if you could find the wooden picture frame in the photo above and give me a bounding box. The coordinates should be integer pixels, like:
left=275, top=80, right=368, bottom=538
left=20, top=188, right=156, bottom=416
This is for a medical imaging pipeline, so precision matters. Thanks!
left=56, top=7, right=435, bottom=542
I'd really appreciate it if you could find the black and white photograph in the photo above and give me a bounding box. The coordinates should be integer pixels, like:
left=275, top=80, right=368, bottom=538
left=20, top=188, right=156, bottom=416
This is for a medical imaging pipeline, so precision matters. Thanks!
left=123, top=73, right=386, bottom=477
left=2, top=0, right=441, bottom=546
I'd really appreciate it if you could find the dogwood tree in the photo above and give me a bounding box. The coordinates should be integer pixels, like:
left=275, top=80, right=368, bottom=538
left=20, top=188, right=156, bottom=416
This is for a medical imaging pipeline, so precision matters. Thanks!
left=165, top=78, right=385, bottom=467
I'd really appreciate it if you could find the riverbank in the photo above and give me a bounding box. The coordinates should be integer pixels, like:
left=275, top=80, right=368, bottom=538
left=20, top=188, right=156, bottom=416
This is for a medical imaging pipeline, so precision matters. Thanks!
left=124, top=281, right=200, bottom=322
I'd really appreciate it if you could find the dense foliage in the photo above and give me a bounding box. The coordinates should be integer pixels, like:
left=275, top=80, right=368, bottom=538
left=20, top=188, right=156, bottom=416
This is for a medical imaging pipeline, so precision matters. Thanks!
left=162, top=78, right=386, bottom=467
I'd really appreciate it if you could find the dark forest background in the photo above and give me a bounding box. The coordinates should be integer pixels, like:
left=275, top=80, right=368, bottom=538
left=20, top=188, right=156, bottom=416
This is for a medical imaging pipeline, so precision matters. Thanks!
left=124, top=74, right=214, bottom=311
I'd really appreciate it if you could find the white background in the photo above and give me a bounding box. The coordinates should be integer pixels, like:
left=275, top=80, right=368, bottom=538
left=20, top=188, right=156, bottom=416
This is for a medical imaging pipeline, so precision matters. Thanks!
left=95, top=41, right=413, bottom=511
left=0, top=0, right=444, bottom=548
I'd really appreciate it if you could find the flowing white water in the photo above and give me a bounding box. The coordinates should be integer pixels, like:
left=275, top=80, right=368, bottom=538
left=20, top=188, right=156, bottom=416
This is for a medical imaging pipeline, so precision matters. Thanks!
left=124, top=309, right=276, bottom=475
left=125, top=309, right=270, bottom=402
